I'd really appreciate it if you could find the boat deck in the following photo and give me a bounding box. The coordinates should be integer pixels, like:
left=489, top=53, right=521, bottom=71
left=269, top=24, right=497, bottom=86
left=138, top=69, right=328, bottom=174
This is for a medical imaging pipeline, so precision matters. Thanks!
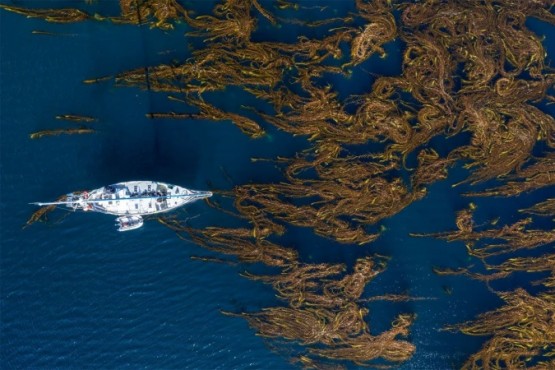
left=84, top=181, right=210, bottom=216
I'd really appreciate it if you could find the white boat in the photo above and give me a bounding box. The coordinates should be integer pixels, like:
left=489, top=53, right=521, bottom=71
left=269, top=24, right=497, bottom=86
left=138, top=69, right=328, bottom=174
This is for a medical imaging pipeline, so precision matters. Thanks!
left=116, top=215, right=144, bottom=232
left=31, top=180, right=212, bottom=231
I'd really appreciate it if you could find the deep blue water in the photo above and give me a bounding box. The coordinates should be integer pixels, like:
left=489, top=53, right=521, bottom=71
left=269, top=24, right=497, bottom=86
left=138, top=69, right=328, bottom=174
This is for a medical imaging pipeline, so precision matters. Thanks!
left=1, top=2, right=554, bottom=369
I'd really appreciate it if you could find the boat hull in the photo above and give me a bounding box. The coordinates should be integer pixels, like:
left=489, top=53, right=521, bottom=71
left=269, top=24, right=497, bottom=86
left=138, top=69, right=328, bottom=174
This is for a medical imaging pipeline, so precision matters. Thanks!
left=116, top=215, right=144, bottom=231
left=67, top=181, right=212, bottom=216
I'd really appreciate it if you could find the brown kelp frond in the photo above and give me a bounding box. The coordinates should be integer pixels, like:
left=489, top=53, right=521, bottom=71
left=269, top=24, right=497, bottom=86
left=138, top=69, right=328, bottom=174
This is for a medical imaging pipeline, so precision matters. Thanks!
left=158, top=217, right=298, bottom=267
left=0, top=4, right=90, bottom=23
left=433, top=254, right=555, bottom=284
left=454, top=102, right=555, bottom=185
left=245, top=256, right=387, bottom=309
left=307, top=313, right=416, bottom=364
left=520, top=198, right=555, bottom=216
left=236, top=304, right=367, bottom=346
left=234, top=182, right=384, bottom=245
left=55, top=114, right=97, bottom=123
left=29, top=127, right=95, bottom=139
left=187, top=97, right=265, bottom=138
left=290, top=355, right=347, bottom=370
left=398, top=0, right=553, bottom=186
left=114, top=0, right=187, bottom=29
left=231, top=251, right=416, bottom=365
left=24, top=194, right=68, bottom=229
left=361, top=294, right=433, bottom=302
left=464, top=153, right=555, bottom=197
left=411, top=149, right=457, bottom=188
left=323, top=257, right=387, bottom=302
left=235, top=306, right=415, bottom=365
left=485, top=254, right=555, bottom=277
left=433, top=266, right=512, bottom=283
left=445, top=288, right=555, bottom=370
left=346, top=4, right=396, bottom=66
left=414, top=205, right=555, bottom=259
left=423, top=197, right=555, bottom=366
left=183, top=0, right=258, bottom=43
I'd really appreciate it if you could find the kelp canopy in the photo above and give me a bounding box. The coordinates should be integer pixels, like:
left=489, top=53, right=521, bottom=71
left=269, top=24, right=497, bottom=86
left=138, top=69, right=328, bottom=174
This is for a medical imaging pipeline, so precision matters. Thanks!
left=8, top=0, right=554, bottom=368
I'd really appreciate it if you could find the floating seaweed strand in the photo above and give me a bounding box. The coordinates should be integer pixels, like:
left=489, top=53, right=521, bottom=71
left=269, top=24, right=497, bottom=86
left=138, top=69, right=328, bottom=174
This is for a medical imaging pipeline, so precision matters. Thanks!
left=444, top=288, right=555, bottom=369
left=244, top=256, right=387, bottom=309
left=404, top=2, right=555, bottom=352
left=307, top=313, right=416, bottom=365
left=345, top=0, right=396, bottom=66
left=413, top=205, right=555, bottom=260
left=233, top=170, right=426, bottom=244
left=55, top=114, right=97, bottom=123
left=463, top=152, right=555, bottom=197
left=0, top=0, right=189, bottom=29
left=0, top=4, right=90, bottom=23
left=160, top=206, right=416, bottom=364
left=399, top=0, right=555, bottom=186
left=225, top=303, right=367, bottom=346
left=158, top=217, right=298, bottom=267
left=520, top=198, right=555, bottom=217
left=29, top=127, right=95, bottom=140
left=114, top=0, right=188, bottom=29
left=417, top=197, right=555, bottom=366
left=232, top=256, right=416, bottom=365
left=24, top=194, right=68, bottom=228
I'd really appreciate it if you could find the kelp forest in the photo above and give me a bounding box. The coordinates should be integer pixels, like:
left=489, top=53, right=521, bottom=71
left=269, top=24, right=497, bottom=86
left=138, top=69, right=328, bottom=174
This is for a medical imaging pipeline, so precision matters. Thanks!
left=8, top=0, right=555, bottom=368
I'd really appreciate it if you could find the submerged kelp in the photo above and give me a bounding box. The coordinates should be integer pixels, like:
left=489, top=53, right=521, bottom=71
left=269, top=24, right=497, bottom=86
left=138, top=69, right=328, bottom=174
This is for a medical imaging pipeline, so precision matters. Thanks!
left=8, top=0, right=555, bottom=368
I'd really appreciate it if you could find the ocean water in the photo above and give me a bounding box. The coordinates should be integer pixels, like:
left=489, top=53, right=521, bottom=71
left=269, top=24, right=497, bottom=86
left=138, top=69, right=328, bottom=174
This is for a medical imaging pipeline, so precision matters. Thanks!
left=1, top=2, right=554, bottom=369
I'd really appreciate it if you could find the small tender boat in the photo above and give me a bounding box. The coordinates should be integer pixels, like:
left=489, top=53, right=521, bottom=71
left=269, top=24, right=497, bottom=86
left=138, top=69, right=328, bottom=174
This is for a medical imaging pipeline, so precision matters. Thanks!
left=31, top=180, right=212, bottom=231
left=116, top=215, right=144, bottom=232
